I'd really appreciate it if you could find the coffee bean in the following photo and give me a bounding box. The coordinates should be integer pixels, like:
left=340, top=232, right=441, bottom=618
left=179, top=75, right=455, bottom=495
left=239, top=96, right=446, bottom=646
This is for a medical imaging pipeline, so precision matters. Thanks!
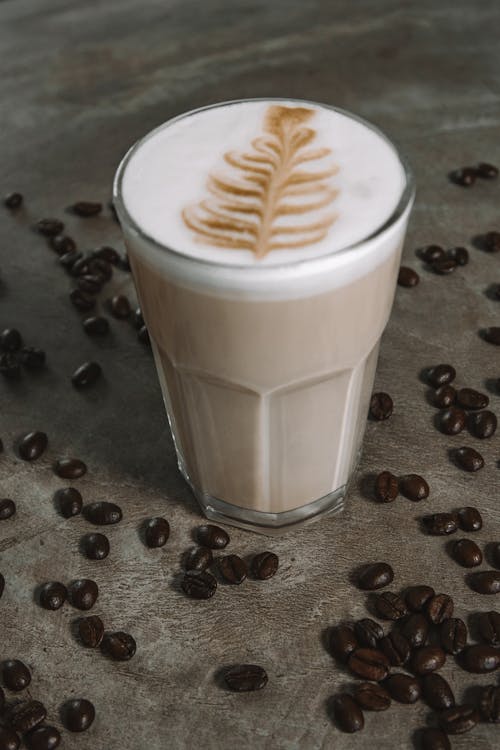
left=432, top=257, right=457, bottom=274
left=35, top=218, right=64, bottom=236
left=0, top=500, right=15, bottom=520
left=469, top=409, right=497, bottom=438
left=70, top=201, right=102, bottom=217
left=185, top=547, right=213, bottom=572
left=422, top=513, right=457, bottom=536
left=353, top=682, right=391, bottom=711
left=469, top=570, right=500, bottom=595
left=2, top=660, right=31, bottom=691
left=411, top=645, right=446, bottom=675
left=477, top=162, right=499, bottom=179
left=39, top=581, right=67, bottom=610
left=456, top=387, right=489, bottom=410
left=329, top=625, right=358, bottom=662
left=0, top=329, right=22, bottom=352
left=426, top=594, right=454, bottom=624
left=196, top=525, right=229, bottom=550
left=375, top=591, right=408, bottom=620
left=374, top=471, right=399, bottom=502
left=59, top=250, right=83, bottom=270
left=219, top=555, right=247, bottom=585
left=62, top=698, right=95, bottom=732
left=332, top=694, right=364, bottom=733
left=369, top=392, right=393, bottom=420
left=88, top=257, right=112, bottom=281
left=82, top=533, right=109, bottom=560
left=457, top=506, right=482, bottom=532
left=401, top=613, right=429, bottom=648
left=71, top=257, right=93, bottom=278
left=224, top=664, right=268, bottom=692
left=25, top=725, right=61, bottom=750
left=478, top=611, right=500, bottom=645
left=71, top=360, right=102, bottom=389
left=0, top=353, right=21, bottom=380
left=69, top=579, right=98, bottom=610
left=479, top=685, right=500, bottom=722
left=251, top=552, right=279, bottom=580
left=18, top=431, right=48, bottom=461
left=462, top=644, right=500, bottom=672
left=427, top=364, right=456, bottom=388
left=379, top=631, right=410, bottom=666
left=455, top=446, right=484, bottom=471
left=405, top=585, right=435, bottom=612
left=50, top=235, right=76, bottom=254
left=384, top=673, right=420, bottom=704
left=55, top=487, right=82, bottom=518
left=451, top=167, right=477, bottom=186
left=82, top=316, right=109, bottom=336
left=89, top=246, right=120, bottom=264
left=182, top=570, right=217, bottom=599
left=144, top=517, right=170, bottom=548
left=419, top=244, right=445, bottom=263
left=440, top=407, right=466, bottom=435
left=483, top=326, right=500, bottom=345
left=77, top=275, right=102, bottom=295
left=4, top=192, right=23, bottom=210
left=78, top=615, right=105, bottom=648
left=84, top=501, right=122, bottom=525
left=355, top=619, right=384, bottom=649
left=54, top=458, right=87, bottom=479
left=453, top=538, right=482, bottom=567
left=420, top=728, right=450, bottom=750
left=133, top=308, right=144, bottom=329
left=422, top=673, right=455, bottom=710
left=483, top=231, right=500, bottom=252
left=398, top=266, right=419, bottom=287
left=399, top=474, right=429, bottom=501
left=348, top=648, right=390, bottom=681
left=434, top=385, right=456, bottom=408
left=138, top=325, right=150, bottom=345
left=19, top=348, right=46, bottom=370
left=101, top=631, right=136, bottom=661
left=0, top=727, right=20, bottom=750
left=447, top=246, right=469, bottom=266
left=440, top=618, right=467, bottom=654
left=8, top=701, right=46, bottom=734
left=109, top=295, right=131, bottom=319
left=357, top=562, right=394, bottom=590
left=439, top=704, right=479, bottom=734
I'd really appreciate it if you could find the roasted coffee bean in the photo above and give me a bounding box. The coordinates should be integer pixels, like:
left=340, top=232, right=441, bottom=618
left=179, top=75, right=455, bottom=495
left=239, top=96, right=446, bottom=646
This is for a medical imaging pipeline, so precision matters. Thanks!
left=422, top=673, right=455, bottom=710
left=62, top=698, right=95, bottom=732
left=479, top=685, right=500, bottom=722
left=218, top=555, right=247, bottom=585
left=0, top=353, right=21, bottom=380
left=405, top=585, right=435, bottom=612
left=411, top=645, right=446, bottom=675
left=185, top=546, right=213, bottom=572
left=440, top=704, right=479, bottom=734
left=77, top=275, right=102, bottom=295
left=69, top=579, right=98, bottom=610
left=332, top=694, right=364, bottom=733
left=19, top=347, right=45, bottom=370
left=399, top=474, right=429, bottom=501
left=426, top=594, right=454, bottom=624
left=54, top=458, right=87, bottom=479
left=422, top=513, right=457, bottom=536
left=457, top=506, right=482, bottom=532
left=35, top=218, right=64, bottom=236
left=420, top=728, right=450, bottom=750
left=453, top=538, right=482, bottom=567
left=83, top=318, right=109, bottom=338
left=0, top=329, right=22, bottom=352
left=71, top=257, right=94, bottom=276
left=478, top=611, right=500, bottom=645
left=440, top=618, right=467, bottom=654
left=374, top=471, right=399, bottom=502
left=469, top=409, right=497, bottom=438
left=0, top=500, right=15, bottom=520
left=427, top=364, right=456, bottom=388
left=369, top=392, right=393, bottom=420
left=138, top=325, right=150, bottom=345
left=0, top=727, right=20, bottom=750
left=434, top=385, right=456, bottom=408
left=375, top=592, right=407, bottom=620
left=39, top=581, right=67, bottom=610
left=384, top=673, right=420, bottom=703
left=4, top=192, right=23, bottom=210
left=483, top=231, right=500, bottom=252
left=483, top=326, right=500, bottom=345
left=357, top=562, right=393, bottom=590
left=144, top=517, right=170, bottom=548
left=91, top=245, right=121, bottom=264
left=433, top=258, right=457, bottom=274
left=451, top=167, right=477, bottom=186
left=224, top=664, right=268, bottom=692
left=462, top=644, right=500, bottom=672
left=55, top=487, right=82, bottom=518
left=84, top=501, right=122, bottom=525
left=401, top=613, right=429, bottom=648
left=477, top=161, right=498, bottom=179
left=70, top=201, right=102, bottom=217
left=355, top=619, right=384, bottom=649
left=133, top=308, right=144, bottom=329
left=348, top=648, right=390, bottom=681
left=440, top=407, right=466, bottom=435
left=379, top=631, right=410, bottom=666
left=82, top=533, right=110, bottom=560
left=50, top=234, right=76, bottom=254
left=110, top=294, right=131, bottom=319
left=2, top=660, right=31, bottom=691
left=397, top=266, right=419, bottom=287
left=59, top=250, right=83, bottom=269
left=197, top=524, right=229, bottom=549
left=181, top=570, right=217, bottom=599
left=329, top=625, right=358, bottom=662
left=447, top=246, right=469, bottom=266
left=69, top=289, right=95, bottom=312
left=8, top=701, right=46, bottom=734
left=353, top=682, right=390, bottom=711
left=25, top=725, right=61, bottom=750
left=78, top=615, right=105, bottom=648
left=419, top=244, right=445, bottom=263
left=469, top=570, right=500, bottom=595
left=88, top=257, right=112, bottom=281
left=455, top=446, right=484, bottom=471
left=101, top=631, right=136, bottom=661
left=251, top=552, right=279, bottom=580
left=18, top=431, right=48, bottom=461
left=457, top=387, right=489, bottom=410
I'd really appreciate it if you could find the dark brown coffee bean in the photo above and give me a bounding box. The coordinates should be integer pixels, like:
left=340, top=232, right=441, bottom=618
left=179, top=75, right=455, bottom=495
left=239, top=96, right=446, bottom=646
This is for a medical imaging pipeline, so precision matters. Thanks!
left=478, top=611, right=500, bottom=645
left=477, top=162, right=499, bottom=179
left=440, top=618, right=467, bottom=654
left=54, top=458, right=87, bottom=479
left=69, top=579, right=98, bottom=610
left=4, top=192, right=23, bottom=210
left=439, top=704, right=479, bottom=734
left=77, top=275, right=102, bottom=295
left=457, top=387, right=489, bottom=410
left=422, top=513, right=457, bottom=536
left=251, top=552, right=279, bottom=580
left=182, top=570, right=217, bottom=599
left=357, top=562, right=394, bottom=590
left=50, top=234, right=76, bottom=254
left=434, top=385, right=456, bottom=408
left=18, top=431, right=48, bottom=461
left=88, top=257, right=113, bottom=281
left=332, top=694, right=364, bottom=733
left=379, top=631, right=410, bottom=666
left=82, top=533, right=109, bottom=560
left=432, top=257, right=457, bottom=274
left=196, top=524, right=229, bottom=549
left=451, top=167, right=477, bottom=186
left=101, top=631, right=136, bottom=661
left=422, top=673, right=455, bottom=710
left=399, top=474, right=429, bottom=501
left=440, top=407, right=466, bottom=435
left=0, top=353, right=21, bottom=380
left=457, top=506, right=482, bottom=531
left=355, top=619, right=384, bottom=649
left=19, top=348, right=45, bottom=370
left=0, top=499, right=15, bottom=520
left=353, top=682, right=390, bottom=711
left=69, top=289, right=95, bottom=312
left=143, top=517, right=169, bottom=548
left=405, top=585, right=435, bottom=612
left=453, top=538, right=482, bottom=568
left=369, top=392, right=393, bottom=420
left=35, top=218, right=64, bottom=236
left=89, top=246, right=119, bottom=265
left=348, top=648, right=390, bottom=681
left=384, top=673, right=420, bottom=703
left=70, top=201, right=102, bottom=217
left=39, top=581, right=67, bottom=610
left=447, top=246, right=469, bottom=266
left=71, top=361, right=101, bottom=388
left=55, top=487, right=82, bottom=518
left=426, top=594, right=454, bottom=624
left=401, top=613, right=429, bottom=648
left=110, top=294, right=131, bottom=319
left=133, top=308, right=144, bottom=329
left=455, top=446, right=484, bottom=471
left=420, top=728, right=451, bottom=750
left=219, top=555, right=247, bottom=585
left=419, top=244, right=445, bottom=263
left=462, top=644, right=500, bottom=672
left=84, top=501, right=122, bottom=525
left=329, top=625, right=358, bottom=662
left=483, top=326, right=500, bottom=345
left=0, top=329, right=22, bottom=352
left=398, top=266, right=419, bottom=287
left=411, top=645, right=446, bottom=675
left=8, top=701, right=46, bottom=734
left=374, top=471, right=399, bottom=502
left=469, top=409, right=497, bottom=438
left=59, top=250, right=83, bottom=270
left=0, top=727, right=20, bottom=750
left=469, top=570, right=500, bottom=595
left=2, top=660, right=31, bottom=691
left=82, top=316, right=109, bottom=336
left=185, top=546, right=213, bottom=572
left=78, top=615, right=104, bottom=648
left=70, top=257, right=93, bottom=277
left=375, top=591, right=407, bottom=620
left=427, top=364, right=456, bottom=388
left=62, top=698, right=95, bottom=732
left=25, top=726, right=61, bottom=750
left=479, top=685, right=500, bottom=722
left=224, top=664, right=268, bottom=692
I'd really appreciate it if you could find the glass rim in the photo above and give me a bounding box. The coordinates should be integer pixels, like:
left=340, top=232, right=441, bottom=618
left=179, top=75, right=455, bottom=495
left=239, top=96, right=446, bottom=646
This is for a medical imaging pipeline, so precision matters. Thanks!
left=113, top=97, right=415, bottom=272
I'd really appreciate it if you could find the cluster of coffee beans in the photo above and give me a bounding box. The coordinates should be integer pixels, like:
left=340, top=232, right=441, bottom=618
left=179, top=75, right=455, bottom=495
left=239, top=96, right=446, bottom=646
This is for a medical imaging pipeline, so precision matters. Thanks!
left=0, top=327, right=46, bottom=381
left=374, top=471, right=429, bottom=503
left=417, top=244, right=470, bottom=276
left=450, top=162, right=498, bottom=187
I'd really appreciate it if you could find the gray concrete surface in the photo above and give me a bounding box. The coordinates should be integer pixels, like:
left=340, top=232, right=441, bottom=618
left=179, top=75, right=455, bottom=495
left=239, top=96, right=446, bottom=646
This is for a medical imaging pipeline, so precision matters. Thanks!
left=1, top=1, right=500, bottom=748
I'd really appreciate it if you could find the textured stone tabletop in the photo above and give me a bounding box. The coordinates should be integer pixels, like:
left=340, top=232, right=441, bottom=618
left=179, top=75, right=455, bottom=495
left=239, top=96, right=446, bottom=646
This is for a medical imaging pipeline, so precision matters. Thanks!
left=1, top=1, right=500, bottom=748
